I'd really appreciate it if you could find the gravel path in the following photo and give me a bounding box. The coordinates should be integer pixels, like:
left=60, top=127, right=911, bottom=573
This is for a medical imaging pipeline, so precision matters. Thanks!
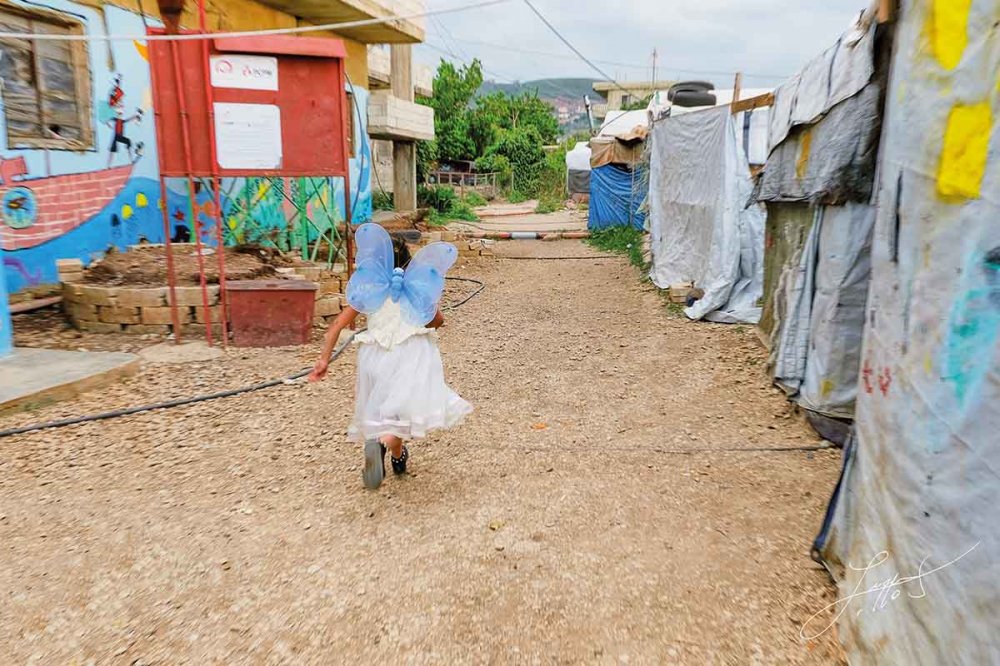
left=0, top=241, right=843, bottom=664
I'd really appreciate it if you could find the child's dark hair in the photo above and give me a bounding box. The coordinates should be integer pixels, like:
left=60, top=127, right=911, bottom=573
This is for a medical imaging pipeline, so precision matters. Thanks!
left=392, top=236, right=412, bottom=269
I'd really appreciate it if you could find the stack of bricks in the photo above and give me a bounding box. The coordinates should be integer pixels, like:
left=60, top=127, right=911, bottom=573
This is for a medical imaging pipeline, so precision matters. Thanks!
left=62, top=282, right=225, bottom=336
left=56, top=258, right=84, bottom=284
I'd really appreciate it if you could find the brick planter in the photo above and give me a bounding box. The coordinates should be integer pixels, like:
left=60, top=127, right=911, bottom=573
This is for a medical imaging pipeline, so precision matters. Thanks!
left=61, top=263, right=350, bottom=335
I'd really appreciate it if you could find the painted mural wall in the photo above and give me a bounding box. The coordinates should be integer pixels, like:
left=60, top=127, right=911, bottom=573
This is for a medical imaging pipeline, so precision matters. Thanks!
left=0, top=0, right=372, bottom=295
left=0, top=247, right=12, bottom=355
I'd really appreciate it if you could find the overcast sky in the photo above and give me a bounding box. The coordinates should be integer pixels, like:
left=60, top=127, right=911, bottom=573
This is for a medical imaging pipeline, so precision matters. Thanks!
left=414, top=0, right=867, bottom=90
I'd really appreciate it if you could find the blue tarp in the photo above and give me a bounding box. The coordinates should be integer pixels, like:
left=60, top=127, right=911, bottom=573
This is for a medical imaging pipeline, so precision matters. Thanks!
left=588, top=164, right=646, bottom=231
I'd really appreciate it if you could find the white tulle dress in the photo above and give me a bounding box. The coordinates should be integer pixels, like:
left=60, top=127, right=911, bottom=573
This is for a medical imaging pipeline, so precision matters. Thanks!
left=348, top=299, right=472, bottom=442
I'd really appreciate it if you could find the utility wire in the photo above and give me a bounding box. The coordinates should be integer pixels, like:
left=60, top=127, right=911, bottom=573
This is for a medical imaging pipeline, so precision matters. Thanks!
left=0, top=0, right=512, bottom=42
left=443, top=35, right=789, bottom=80
left=520, top=0, right=631, bottom=96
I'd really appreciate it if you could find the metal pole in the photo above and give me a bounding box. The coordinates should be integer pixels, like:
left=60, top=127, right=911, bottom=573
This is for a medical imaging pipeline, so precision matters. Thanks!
left=199, top=1, right=231, bottom=347
left=147, top=28, right=183, bottom=343
left=169, top=39, right=214, bottom=345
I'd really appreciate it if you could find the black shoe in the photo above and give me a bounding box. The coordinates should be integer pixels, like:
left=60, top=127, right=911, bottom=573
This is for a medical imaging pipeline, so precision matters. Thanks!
left=362, top=440, right=386, bottom=489
left=391, top=446, right=409, bottom=475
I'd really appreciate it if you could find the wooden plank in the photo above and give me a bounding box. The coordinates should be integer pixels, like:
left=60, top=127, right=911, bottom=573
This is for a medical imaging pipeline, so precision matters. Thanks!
left=731, top=92, right=774, bottom=114
left=877, top=0, right=895, bottom=23
left=731, top=72, right=743, bottom=110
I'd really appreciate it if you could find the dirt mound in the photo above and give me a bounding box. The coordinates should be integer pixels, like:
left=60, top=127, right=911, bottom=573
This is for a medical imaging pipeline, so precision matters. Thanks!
left=84, top=245, right=293, bottom=287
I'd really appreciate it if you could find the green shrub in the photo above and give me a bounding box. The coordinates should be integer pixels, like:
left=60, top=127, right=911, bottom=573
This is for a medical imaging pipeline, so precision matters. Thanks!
left=418, top=185, right=457, bottom=214
left=372, top=190, right=394, bottom=211
left=463, top=191, right=487, bottom=207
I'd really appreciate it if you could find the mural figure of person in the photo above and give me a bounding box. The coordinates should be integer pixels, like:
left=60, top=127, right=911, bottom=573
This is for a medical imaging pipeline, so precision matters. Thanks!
left=105, top=74, right=145, bottom=167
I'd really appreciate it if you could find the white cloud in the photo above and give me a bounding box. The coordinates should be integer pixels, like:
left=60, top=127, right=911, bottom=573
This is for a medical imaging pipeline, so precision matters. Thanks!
left=417, top=0, right=867, bottom=88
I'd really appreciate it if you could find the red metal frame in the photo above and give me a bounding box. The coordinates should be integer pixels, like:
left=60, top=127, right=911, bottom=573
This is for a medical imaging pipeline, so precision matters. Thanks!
left=147, top=21, right=355, bottom=345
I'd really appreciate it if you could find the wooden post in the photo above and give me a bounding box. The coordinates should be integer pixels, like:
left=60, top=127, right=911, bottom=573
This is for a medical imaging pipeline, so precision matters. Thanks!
left=877, top=0, right=895, bottom=23
left=731, top=72, right=743, bottom=110
left=391, top=45, right=417, bottom=212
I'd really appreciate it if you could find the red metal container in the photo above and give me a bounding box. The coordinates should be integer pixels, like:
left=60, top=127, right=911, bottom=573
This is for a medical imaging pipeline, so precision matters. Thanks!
left=226, top=280, right=317, bottom=347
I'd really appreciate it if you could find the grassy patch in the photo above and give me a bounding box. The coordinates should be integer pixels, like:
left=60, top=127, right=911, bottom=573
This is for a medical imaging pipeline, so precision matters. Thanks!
left=534, top=195, right=562, bottom=215
left=586, top=226, right=646, bottom=268
left=463, top=191, right=487, bottom=207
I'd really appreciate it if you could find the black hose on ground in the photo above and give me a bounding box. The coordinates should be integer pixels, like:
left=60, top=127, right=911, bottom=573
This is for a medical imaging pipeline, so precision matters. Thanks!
left=0, top=276, right=485, bottom=439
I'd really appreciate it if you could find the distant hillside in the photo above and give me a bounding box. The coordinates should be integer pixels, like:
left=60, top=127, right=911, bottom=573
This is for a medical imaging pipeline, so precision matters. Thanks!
left=478, top=78, right=597, bottom=102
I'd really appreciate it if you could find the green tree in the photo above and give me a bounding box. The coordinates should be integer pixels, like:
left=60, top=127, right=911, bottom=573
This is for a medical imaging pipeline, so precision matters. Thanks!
left=419, top=59, right=483, bottom=163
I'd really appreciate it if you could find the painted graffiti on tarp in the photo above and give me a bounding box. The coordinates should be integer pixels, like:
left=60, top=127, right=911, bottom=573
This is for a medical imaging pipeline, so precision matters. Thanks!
left=943, top=247, right=1000, bottom=405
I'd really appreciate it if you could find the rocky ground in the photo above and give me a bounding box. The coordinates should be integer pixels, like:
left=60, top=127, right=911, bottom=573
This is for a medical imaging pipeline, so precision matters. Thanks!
left=0, top=240, right=844, bottom=664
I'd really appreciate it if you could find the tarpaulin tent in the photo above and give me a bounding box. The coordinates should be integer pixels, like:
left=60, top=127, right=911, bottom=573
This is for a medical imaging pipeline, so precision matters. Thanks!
left=754, top=6, right=886, bottom=422
left=669, top=88, right=774, bottom=165
left=565, top=142, right=591, bottom=195
left=647, top=105, right=765, bottom=324
left=815, top=1, right=1000, bottom=662
left=588, top=164, right=646, bottom=231
left=588, top=112, right=649, bottom=232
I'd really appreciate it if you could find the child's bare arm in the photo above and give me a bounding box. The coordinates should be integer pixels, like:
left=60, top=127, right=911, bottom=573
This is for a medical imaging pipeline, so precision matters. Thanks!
left=309, top=306, right=358, bottom=381
left=427, top=308, right=445, bottom=329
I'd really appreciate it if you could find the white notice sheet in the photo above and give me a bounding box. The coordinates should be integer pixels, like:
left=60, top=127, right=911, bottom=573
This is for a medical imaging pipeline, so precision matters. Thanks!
left=213, top=103, right=282, bottom=170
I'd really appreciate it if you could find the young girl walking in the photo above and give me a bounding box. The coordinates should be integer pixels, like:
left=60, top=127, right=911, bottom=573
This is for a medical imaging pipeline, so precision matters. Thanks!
left=309, top=224, right=472, bottom=489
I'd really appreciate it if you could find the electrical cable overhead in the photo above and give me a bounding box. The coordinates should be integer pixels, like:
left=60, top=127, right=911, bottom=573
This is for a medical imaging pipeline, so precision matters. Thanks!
left=520, top=0, right=631, bottom=95
left=442, top=35, right=791, bottom=80
left=0, top=0, right=512, bottom=42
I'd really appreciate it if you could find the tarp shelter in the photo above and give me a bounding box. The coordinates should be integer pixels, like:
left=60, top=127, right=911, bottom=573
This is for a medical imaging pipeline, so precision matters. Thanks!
left=815, top=2, right=1000, bottom=662
left=588, top=112, right=648, bottom=232
left=754, top=6, right=885, bottom=423
left=565, top=142, right=591, bottom=195
left=668, top=88, right=773, bottom=165
left=647, top=105, right=765, bottom=324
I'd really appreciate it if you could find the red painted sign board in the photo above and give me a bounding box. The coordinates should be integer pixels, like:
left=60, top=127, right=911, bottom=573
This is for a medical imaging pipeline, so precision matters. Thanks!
left=147, top=31, right=351, bottom=178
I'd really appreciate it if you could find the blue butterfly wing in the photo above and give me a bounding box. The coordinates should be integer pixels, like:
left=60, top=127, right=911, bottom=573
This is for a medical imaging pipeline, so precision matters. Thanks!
left=345, top=223, right=394, bottom=314
left=399, top=242, right=458, bottom=326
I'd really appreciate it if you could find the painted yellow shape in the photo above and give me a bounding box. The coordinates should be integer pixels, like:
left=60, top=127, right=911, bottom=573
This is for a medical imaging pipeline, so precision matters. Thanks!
left=135, top=192, right=148, bottom=208
left=133, top=40, right=149, bottom=62
left=796, top=128, right=812, bottom=180
left=820, top=378, right=834, bottom=398
left=937, top=102, right=991, bottom=199
left=227, top=216, right=238, bottom=230
left=930, top=0, right=972, bottom=70
left=924, top=354, right=934, bottom=374
left=121, top=204, right=133, bottom=220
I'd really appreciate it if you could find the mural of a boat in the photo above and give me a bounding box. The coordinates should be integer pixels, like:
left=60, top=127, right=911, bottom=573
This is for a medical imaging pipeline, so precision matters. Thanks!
left=1, top=164, right=135, bottom=251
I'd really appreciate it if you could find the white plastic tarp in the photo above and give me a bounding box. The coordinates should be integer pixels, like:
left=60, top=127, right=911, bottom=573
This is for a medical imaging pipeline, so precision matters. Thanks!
left=565, top=142, right=592, bottom=172
left=598, top=110, right=649, bottom=138
left=772, top=202, right=874, bottom=418
left=819, top=1, right=1000, bottom=662
left=648, top=106, right=765, bottom=324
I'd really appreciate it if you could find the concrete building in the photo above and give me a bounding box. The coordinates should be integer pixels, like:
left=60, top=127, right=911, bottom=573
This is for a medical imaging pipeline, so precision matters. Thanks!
left=591, top=80, right=676, bottom=121
left=0, top=0, right=431, bottom=297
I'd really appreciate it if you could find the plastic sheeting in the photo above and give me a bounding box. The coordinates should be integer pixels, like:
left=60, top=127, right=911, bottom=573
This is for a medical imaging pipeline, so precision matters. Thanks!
left=755, top=82, right=883, bottom=205
left=768, top=5, right=878, bottom=152
left=817, top=1, right=1000, bottom=662
left=567, top=170, right=590, bottom=195
left=588, top=164, right=645, bottom=231
left=647, top=106, right=765, bottom=323
left=566, top=142, right=592, bottom=172
left=771, top=202, right=874, bottom=418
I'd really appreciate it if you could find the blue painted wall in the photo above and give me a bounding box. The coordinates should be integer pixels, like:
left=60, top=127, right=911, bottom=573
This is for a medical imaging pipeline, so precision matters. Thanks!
left=1, top=1, right=371, bottom=295
left=0, top=247, right=11, bottom=356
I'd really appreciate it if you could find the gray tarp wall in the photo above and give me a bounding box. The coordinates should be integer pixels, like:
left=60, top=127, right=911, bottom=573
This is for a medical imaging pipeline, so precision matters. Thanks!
left=648, top=106, right=765, bottom=324
left=755, top=8, right=884, bottom=419
left=817, top=0, right=1000, bottom=662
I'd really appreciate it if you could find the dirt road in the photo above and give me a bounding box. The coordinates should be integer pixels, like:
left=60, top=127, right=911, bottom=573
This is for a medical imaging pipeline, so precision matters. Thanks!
left=0, top=241, right=843, bottom=663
